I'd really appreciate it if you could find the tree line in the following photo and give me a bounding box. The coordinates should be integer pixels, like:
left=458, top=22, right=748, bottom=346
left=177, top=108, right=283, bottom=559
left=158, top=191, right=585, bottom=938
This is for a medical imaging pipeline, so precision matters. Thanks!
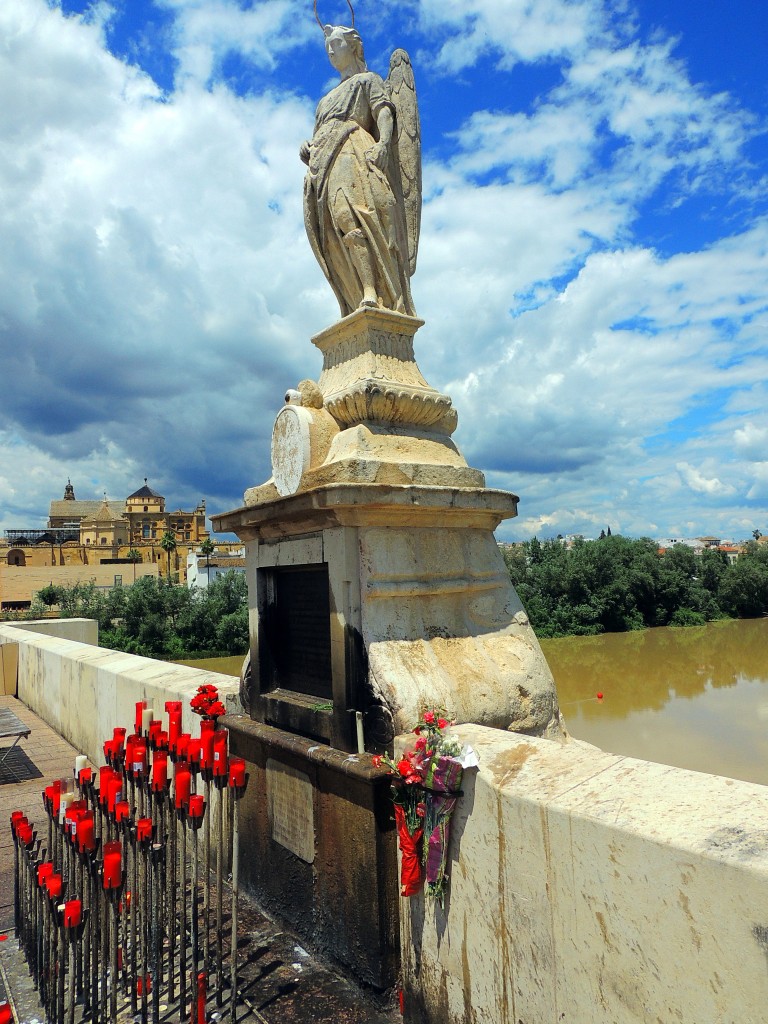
left=503, top=535, right=768, bottom=638
left=27, top=571, right=249, bottom=660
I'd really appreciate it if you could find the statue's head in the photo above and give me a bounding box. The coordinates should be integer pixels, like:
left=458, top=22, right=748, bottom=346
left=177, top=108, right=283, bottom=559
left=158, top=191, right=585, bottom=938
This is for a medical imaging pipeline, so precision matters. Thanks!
left=323, top=25, right=366, bottom=74
left=314, top=1, right=366, bottom=74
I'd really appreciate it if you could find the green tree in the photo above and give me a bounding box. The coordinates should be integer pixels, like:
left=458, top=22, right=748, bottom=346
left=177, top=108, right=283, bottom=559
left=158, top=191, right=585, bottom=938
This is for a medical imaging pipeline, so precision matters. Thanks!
left=126, top=548, right=142, bottom=583
left=160, top=531, right=177, bottom=580
left=719, top=558, right=768, bottom=618
left=36, top=584, right=60, bottom=608
left=199, top=537, right=215, bottom=586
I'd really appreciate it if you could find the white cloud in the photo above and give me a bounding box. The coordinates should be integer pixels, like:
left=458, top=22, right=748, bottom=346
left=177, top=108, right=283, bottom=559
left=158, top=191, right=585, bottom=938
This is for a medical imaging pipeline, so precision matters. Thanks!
left=734, top=422, right=768, bottom=461
left=0, top=0, right=766, bottom=545
left=676, top=462, right=735, bottom=497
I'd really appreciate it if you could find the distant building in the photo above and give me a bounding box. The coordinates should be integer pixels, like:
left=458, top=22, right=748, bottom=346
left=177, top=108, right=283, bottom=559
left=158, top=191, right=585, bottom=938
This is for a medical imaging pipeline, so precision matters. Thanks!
left=1, top=479, right=240, bottom=610
left=186, top=548, right=246, bottom=589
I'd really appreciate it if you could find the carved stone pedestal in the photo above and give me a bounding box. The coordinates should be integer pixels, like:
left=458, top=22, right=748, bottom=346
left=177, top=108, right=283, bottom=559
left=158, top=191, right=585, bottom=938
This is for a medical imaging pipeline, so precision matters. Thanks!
left=214, top=483, right=564, bottom=750
left=246, top=308, right=484, bottom=506
left=212, top=308, right=564, bottom=988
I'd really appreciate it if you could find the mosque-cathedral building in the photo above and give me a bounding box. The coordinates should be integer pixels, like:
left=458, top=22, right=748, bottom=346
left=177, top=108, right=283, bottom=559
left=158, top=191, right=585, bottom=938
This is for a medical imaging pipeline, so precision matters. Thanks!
left=0, top=480, right=228, bottom=610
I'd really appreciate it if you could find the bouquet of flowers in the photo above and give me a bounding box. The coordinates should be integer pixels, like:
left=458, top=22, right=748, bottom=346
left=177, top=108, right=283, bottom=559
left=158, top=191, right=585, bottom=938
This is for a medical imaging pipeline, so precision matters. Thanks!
left=190, top=684, right=227, bottom=721
left=374, top=709, right=478, bottom=904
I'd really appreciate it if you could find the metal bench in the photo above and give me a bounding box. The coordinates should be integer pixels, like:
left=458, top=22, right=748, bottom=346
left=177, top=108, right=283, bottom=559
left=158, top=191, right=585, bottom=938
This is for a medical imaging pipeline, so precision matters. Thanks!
left=0, top=706, right=31, bottom=782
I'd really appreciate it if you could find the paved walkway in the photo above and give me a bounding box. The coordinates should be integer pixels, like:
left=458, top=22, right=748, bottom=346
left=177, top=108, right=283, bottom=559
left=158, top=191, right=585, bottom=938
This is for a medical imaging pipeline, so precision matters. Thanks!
left=0, top=697, right=400, bottom=1023
left=0, top=696, right=83, bottom=931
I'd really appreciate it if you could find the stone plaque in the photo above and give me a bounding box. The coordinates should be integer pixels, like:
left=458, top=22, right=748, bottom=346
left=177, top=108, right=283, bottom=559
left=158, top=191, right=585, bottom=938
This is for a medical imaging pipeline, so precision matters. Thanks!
left=266, top=758, right=315, bottom=863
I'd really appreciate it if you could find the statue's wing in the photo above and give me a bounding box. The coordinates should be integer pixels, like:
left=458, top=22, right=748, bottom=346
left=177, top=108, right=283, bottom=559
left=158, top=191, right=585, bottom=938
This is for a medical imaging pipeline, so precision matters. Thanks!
left=387, top=49, right=421, bottom=275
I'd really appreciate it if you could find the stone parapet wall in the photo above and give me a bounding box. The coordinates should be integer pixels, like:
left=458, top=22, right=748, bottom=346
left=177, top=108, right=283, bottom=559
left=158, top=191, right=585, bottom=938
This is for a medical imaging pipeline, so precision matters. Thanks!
left=400, top=724, right=768, bottom=1023
left=0, top=620, right=241, bottom=764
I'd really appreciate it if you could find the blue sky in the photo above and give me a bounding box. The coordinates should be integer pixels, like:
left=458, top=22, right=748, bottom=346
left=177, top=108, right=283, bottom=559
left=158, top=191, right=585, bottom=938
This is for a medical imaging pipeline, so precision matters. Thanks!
left=1, top=0, right=767, bottom=542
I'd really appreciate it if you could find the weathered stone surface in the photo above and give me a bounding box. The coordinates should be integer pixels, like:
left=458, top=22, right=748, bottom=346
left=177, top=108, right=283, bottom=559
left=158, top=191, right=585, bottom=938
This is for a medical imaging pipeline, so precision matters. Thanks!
left=214, top=485, right=564, bottom=743
left=271, top=403, right=340, bottom=497
left=302, top=27, right=420, bottom=318
left=400, top=725, right=768, bottom=1024
left=0, top=621, right=240, bottom=765
left=313, top=308, right=456, bottom=435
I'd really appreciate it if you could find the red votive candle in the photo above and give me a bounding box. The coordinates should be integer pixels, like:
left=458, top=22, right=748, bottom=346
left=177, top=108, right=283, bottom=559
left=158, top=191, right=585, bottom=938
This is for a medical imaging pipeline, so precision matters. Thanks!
left=78, top=766, right=93, bottom=787
left=107, top=777, right=123, bottom=814
left=102, top=841, right=122, bottom=889
left=77, top=814, right=96, bottom=853
left=0, top=1001, right=12, bottom=1024
left=213, top=731, right=228, bottom=777
left=188, top=794, right=205, bottom=820
left=37, top=862, right=54, bottom=887
left=176, top=733, right=190, bottom=761
left=165, top=701, right=182, bottom=746
left=115, top=800, right=130, bottom=824
left=187, top=739, right=202, bottom=771
left=148, top=719, right=162, bottom=748
left=63, top=899, right=82, bottom=928
left=156, top=730, right=168, bottom=751
left=99, top=767, right=115, bottom=807
left=10, top=810, right=24, bottom=833
left=66, top=801, right=86, bottom=839
left=131, top=740, right=147, bottom=777
left=135, top=701, right=147, bottom=736
left=228, top=758, right=246, bottom=789
left=47, top=873, right=63, bottom=899
left=174, top=767, right=191, bottom=809
left=52, top=779, right=63, bottom=818
left=200, top=720, right=215, bottom=770
left=18, top=823, right=34, bottom=847
left=136, top=818, right=153, bottom=843
left=151, top=751, right=168, bottom=792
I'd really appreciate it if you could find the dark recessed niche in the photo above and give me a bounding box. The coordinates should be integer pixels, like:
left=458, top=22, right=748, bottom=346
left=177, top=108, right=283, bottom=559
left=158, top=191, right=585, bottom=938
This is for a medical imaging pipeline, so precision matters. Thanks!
left=259, top=563, right=332, bottom=700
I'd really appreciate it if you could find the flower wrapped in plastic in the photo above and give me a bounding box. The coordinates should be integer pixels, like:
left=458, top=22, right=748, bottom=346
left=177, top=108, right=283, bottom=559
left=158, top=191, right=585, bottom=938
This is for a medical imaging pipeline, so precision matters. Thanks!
left=421, top=754, right=463, bottom=905
left=375, top=709, right=478, bottom=903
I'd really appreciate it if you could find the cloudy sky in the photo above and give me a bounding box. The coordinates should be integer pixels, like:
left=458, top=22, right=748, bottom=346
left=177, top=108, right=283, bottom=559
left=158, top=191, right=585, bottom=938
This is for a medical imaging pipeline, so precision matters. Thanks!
left=1, top=0, right=766, bottom=542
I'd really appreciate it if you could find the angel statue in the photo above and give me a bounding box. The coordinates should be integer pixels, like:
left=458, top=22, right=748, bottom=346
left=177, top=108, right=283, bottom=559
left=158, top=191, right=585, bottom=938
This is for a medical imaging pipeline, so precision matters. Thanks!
left=301, top=0, right=421, bottom=318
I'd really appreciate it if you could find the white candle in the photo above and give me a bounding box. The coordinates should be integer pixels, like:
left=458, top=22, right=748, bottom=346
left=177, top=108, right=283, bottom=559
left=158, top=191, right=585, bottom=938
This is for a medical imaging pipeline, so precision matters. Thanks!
left=356, top=711, right=364, bottom=755
left=59, top=791, right=74, bottom=824
left=142, top=707, right=154, bottom=732
left=75, top=755, right=87, bottom=774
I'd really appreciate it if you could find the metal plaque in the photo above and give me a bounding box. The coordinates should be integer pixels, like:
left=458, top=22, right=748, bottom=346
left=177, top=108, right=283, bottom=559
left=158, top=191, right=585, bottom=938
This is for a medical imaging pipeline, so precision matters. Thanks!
left=270, top=564, right=333, bottom=698
left=266, top=758, right=315, bottom=863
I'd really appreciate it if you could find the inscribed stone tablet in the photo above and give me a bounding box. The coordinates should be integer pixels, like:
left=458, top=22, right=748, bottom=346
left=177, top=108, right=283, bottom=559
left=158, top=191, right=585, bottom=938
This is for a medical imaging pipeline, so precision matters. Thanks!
left=266, top=758, right=315, bottom=863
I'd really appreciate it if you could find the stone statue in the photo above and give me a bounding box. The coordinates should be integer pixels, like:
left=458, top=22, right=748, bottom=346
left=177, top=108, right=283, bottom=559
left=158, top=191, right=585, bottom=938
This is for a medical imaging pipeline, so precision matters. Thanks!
left=301, top=1, right=421, bottom=318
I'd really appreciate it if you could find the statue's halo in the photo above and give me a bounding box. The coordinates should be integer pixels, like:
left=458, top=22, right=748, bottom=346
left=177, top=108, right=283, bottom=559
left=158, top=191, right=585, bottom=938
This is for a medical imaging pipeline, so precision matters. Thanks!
left=314, top=0, right=355, bottom=30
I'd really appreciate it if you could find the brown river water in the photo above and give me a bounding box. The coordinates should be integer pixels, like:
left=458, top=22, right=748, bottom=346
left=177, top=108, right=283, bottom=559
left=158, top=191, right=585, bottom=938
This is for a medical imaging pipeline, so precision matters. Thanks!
left=177, top=617, right=768, bottom=786
left=542, top=617, right=768, bottom=786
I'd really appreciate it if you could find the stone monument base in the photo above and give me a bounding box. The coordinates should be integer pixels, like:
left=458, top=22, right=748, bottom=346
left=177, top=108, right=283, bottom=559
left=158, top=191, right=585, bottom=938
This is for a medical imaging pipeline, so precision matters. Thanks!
left=214, top=482, right=565, bottom=749
left=223, top=716, right=399, bottom=990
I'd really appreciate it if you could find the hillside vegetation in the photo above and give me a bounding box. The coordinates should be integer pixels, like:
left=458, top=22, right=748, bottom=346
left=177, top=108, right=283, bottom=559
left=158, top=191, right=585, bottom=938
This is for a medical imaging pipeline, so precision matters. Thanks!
left=504, top=536, right=768, bottom=638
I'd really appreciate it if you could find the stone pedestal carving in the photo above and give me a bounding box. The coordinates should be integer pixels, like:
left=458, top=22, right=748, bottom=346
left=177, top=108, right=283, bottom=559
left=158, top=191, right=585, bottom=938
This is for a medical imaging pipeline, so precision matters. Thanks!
left=215, top=304, right=564, bottom=750
left=313, top=307, right=456, bottom=435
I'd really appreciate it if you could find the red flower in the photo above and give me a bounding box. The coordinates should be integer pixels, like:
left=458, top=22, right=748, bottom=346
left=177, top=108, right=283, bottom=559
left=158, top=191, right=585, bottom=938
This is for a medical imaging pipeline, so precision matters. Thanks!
left=397, top=758, right=411, bottom=777
left=206, top=701, right=226, bottom=718
left=372, top=755, right=382, bottom=768
left=423, top=710, right=435, bottom=725
left=438, top=718, right=448, bottom=730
